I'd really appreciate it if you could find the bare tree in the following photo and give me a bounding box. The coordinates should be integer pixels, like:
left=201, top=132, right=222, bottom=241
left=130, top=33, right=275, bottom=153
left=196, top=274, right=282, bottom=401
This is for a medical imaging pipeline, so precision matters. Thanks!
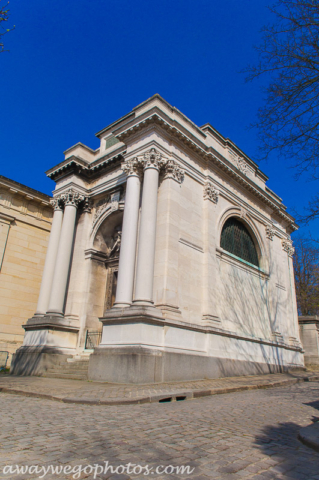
left=293, top=236, right=319, bottom=315
left=245, top=1, right=319, bottom=177
left=0, top=1, right=14, bottom=53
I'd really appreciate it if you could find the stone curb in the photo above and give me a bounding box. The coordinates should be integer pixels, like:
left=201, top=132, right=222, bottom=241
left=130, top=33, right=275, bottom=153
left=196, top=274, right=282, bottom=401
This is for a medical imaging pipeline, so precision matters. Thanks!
left=0, top=374, right=318, bottom=406
left=298, top=422, right=319, bottom=453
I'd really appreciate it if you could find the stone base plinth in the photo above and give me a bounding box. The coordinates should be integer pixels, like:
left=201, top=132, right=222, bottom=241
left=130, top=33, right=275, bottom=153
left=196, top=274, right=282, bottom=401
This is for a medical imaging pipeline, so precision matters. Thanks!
left=11, top=348, right=73, bottom=376
left=88, top=345, right=292, bottom=384
left=10, top=314, right=80, bottom=376
left=88, top=306, right=304, bottom=384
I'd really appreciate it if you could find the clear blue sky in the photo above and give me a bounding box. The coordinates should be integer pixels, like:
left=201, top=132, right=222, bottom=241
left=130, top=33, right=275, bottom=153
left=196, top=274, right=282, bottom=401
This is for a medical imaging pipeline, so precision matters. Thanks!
left=1, top=0, right=318, bottom=238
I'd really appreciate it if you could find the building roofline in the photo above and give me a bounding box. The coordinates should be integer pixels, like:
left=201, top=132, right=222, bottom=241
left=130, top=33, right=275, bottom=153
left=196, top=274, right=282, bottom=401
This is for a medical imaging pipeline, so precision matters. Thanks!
left=0, top=175, right=52, bottom=200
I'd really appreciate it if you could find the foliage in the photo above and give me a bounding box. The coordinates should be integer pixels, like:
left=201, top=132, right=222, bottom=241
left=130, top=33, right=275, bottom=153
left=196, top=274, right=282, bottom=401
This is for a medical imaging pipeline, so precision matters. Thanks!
left=293, top=236, right=319, bottom=315
left=245, top=1, right=319, bottom=178
left=0, top=1, right=14, bottom=53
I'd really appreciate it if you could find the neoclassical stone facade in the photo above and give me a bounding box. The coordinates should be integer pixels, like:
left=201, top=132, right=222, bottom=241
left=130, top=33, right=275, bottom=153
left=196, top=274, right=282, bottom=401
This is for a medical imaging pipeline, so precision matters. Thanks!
left=12, top=95, right=304, bottom=382
left=0, top=176, right=52, bottom=364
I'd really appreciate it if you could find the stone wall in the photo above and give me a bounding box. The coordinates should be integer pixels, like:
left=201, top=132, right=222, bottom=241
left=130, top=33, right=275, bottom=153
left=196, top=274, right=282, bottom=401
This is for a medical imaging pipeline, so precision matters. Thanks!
left=0, top=177, right=52, bottom=364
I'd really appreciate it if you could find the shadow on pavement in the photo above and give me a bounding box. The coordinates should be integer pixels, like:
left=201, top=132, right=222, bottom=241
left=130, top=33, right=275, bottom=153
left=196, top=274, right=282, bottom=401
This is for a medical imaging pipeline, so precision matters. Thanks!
left=254, top=421, right=319, bottom=479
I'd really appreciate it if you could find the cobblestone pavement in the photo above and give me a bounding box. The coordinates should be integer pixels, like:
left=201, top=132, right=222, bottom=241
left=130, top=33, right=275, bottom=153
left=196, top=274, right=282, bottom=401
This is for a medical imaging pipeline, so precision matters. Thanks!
left=1, top=372, right=319, bottom=404
left=1, top=382, right=319, bottom=480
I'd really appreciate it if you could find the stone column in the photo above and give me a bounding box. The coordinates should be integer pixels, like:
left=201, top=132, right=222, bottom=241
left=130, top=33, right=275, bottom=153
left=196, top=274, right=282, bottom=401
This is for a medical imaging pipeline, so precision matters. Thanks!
left=134, top=148, right=165, bottom=306
left=35, top=197, right=64, bottom=315
left=113, top=158, right=141, bottom=307
left=47, top=190, right=84, bottom=316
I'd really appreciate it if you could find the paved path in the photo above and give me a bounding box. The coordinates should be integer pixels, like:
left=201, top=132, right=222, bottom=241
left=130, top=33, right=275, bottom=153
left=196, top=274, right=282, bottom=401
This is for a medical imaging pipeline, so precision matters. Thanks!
left=1, top=381, right=319, bottom=479
left=0, top=371, right=319, bottom=405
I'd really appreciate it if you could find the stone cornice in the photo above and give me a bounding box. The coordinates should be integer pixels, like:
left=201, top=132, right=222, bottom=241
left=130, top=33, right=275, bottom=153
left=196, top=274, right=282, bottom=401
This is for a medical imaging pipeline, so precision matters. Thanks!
left=0, top=212, right=15, bottom=223
left=0, top=175, right=51, bottom=206
left=110, top=111, right=296, bottom=229
left=46, top=96, right=297, bottom=231
left=46, top=147, right=126, bottom=181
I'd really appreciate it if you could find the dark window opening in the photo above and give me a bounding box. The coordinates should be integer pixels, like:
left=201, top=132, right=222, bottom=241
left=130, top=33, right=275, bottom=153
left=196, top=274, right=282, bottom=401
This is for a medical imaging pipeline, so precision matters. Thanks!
left=220, top=217, right=259, bottom=267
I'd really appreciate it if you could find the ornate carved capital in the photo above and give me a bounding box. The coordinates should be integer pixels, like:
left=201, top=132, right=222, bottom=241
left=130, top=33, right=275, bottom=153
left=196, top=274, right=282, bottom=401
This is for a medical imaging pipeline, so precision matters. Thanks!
left=203, top=182, right=219, bottom=203
left=50, top=197, right=63, bottom=211
left=121, top=158, right=142, bottom=178
left=266, top=226, right=275, bottom=241
left=82, top=197, right=92, bottom=213
left=60, top=189, right=85, bottom=208
left=282, top=239, right=294, bottom=257
left=162, top=159, right=184, bottom=184
left=138, top=147, right=166, bottom=171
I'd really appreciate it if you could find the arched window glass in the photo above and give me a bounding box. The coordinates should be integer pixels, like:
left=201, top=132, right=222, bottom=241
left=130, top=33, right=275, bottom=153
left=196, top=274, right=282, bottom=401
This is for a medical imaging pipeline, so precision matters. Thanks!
left=220, top=217, right=259, bottom=267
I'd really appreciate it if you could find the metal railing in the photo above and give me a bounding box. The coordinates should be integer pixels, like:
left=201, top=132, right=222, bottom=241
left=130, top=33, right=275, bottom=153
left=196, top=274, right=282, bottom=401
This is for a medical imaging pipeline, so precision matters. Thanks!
left=84, top=330, right=102, bottom=350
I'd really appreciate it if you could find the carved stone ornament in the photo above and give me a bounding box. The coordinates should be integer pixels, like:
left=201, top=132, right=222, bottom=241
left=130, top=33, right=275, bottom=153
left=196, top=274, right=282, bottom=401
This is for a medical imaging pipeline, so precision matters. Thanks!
left=60, top=189, right=85, bottom=208
left=162, top=159, right=184, bottom=184
left=266, top=226, right=275, bottom=241
left=82, top=197, right=92, bottom=213
left=50, top=197, right=63, bottom=211
left=282, top=240, right=295, bottom=257
left=108, top=230, right=122, bottom=258
left=92, top=191, right=121, bottom=228
left=121, top=158, right=141, bottom=177
left=138, top=147, right=166, bottom=171
left=236, top=155, right=248, bottom=175
left=203, top=182, right=219, bottom=203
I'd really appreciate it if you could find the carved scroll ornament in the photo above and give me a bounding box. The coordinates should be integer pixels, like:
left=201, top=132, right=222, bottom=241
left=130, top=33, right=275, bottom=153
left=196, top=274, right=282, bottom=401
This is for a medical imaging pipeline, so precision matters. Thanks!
left=203, top=182, right=219, bottom=203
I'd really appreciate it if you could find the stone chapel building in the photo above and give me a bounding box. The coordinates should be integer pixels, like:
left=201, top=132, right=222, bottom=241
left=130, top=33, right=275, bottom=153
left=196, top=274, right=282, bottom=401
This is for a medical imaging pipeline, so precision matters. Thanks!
left=12, top=95, right=304, bottom=383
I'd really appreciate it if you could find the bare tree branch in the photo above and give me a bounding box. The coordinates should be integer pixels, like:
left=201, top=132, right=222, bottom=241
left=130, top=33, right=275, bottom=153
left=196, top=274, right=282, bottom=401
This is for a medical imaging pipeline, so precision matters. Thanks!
left=293, top=235, right=319, bottom=315
left=0, top=0, right=14, bottom=53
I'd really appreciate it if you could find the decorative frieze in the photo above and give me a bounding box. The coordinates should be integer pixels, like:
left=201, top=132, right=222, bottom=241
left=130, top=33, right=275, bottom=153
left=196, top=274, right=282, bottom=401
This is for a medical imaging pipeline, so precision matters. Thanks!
left=282, top=239, right=295, bottom=257
left=265, top=225, right=275, bottom=241
left=162, top=159, right=184, bottom=184
left=203, top=181, right=219, bottom=203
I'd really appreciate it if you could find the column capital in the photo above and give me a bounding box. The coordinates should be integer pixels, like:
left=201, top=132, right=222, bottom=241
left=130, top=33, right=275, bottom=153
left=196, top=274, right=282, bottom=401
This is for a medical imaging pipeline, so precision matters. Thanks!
left=60, top=189, right=85, bottom=208
left=50, top=197, right=63, bottom=211
left=121, top=158, right=142, bottom=178
left=162, top=159, right=184, bottom=184
left=282, top=239, right=295, bottom=257
left=139, top=148, right=166, bottom=171
left=82, top=197, right=92, bottom=213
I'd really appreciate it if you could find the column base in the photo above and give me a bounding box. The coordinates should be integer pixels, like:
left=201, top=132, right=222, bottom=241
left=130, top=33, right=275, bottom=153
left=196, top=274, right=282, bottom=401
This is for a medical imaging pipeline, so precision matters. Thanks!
left=132, top=300, right=155, bottom=306
left=17, top=314, right=80, bottom=358
left=112, top=302, right=132, bottom=309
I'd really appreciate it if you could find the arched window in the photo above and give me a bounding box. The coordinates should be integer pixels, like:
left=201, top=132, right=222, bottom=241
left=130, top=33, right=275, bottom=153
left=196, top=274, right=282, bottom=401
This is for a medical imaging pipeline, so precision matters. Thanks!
left=220, top=217, right=259, bottom=267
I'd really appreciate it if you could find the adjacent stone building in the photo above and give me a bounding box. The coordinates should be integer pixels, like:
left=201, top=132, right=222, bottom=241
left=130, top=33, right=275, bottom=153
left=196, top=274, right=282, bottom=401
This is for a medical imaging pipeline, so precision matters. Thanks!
left=12, top=95, right=304, bottom=382
left=299, top=316, right=319, bottom=365
left=0, top=176, right=52, bottom=364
